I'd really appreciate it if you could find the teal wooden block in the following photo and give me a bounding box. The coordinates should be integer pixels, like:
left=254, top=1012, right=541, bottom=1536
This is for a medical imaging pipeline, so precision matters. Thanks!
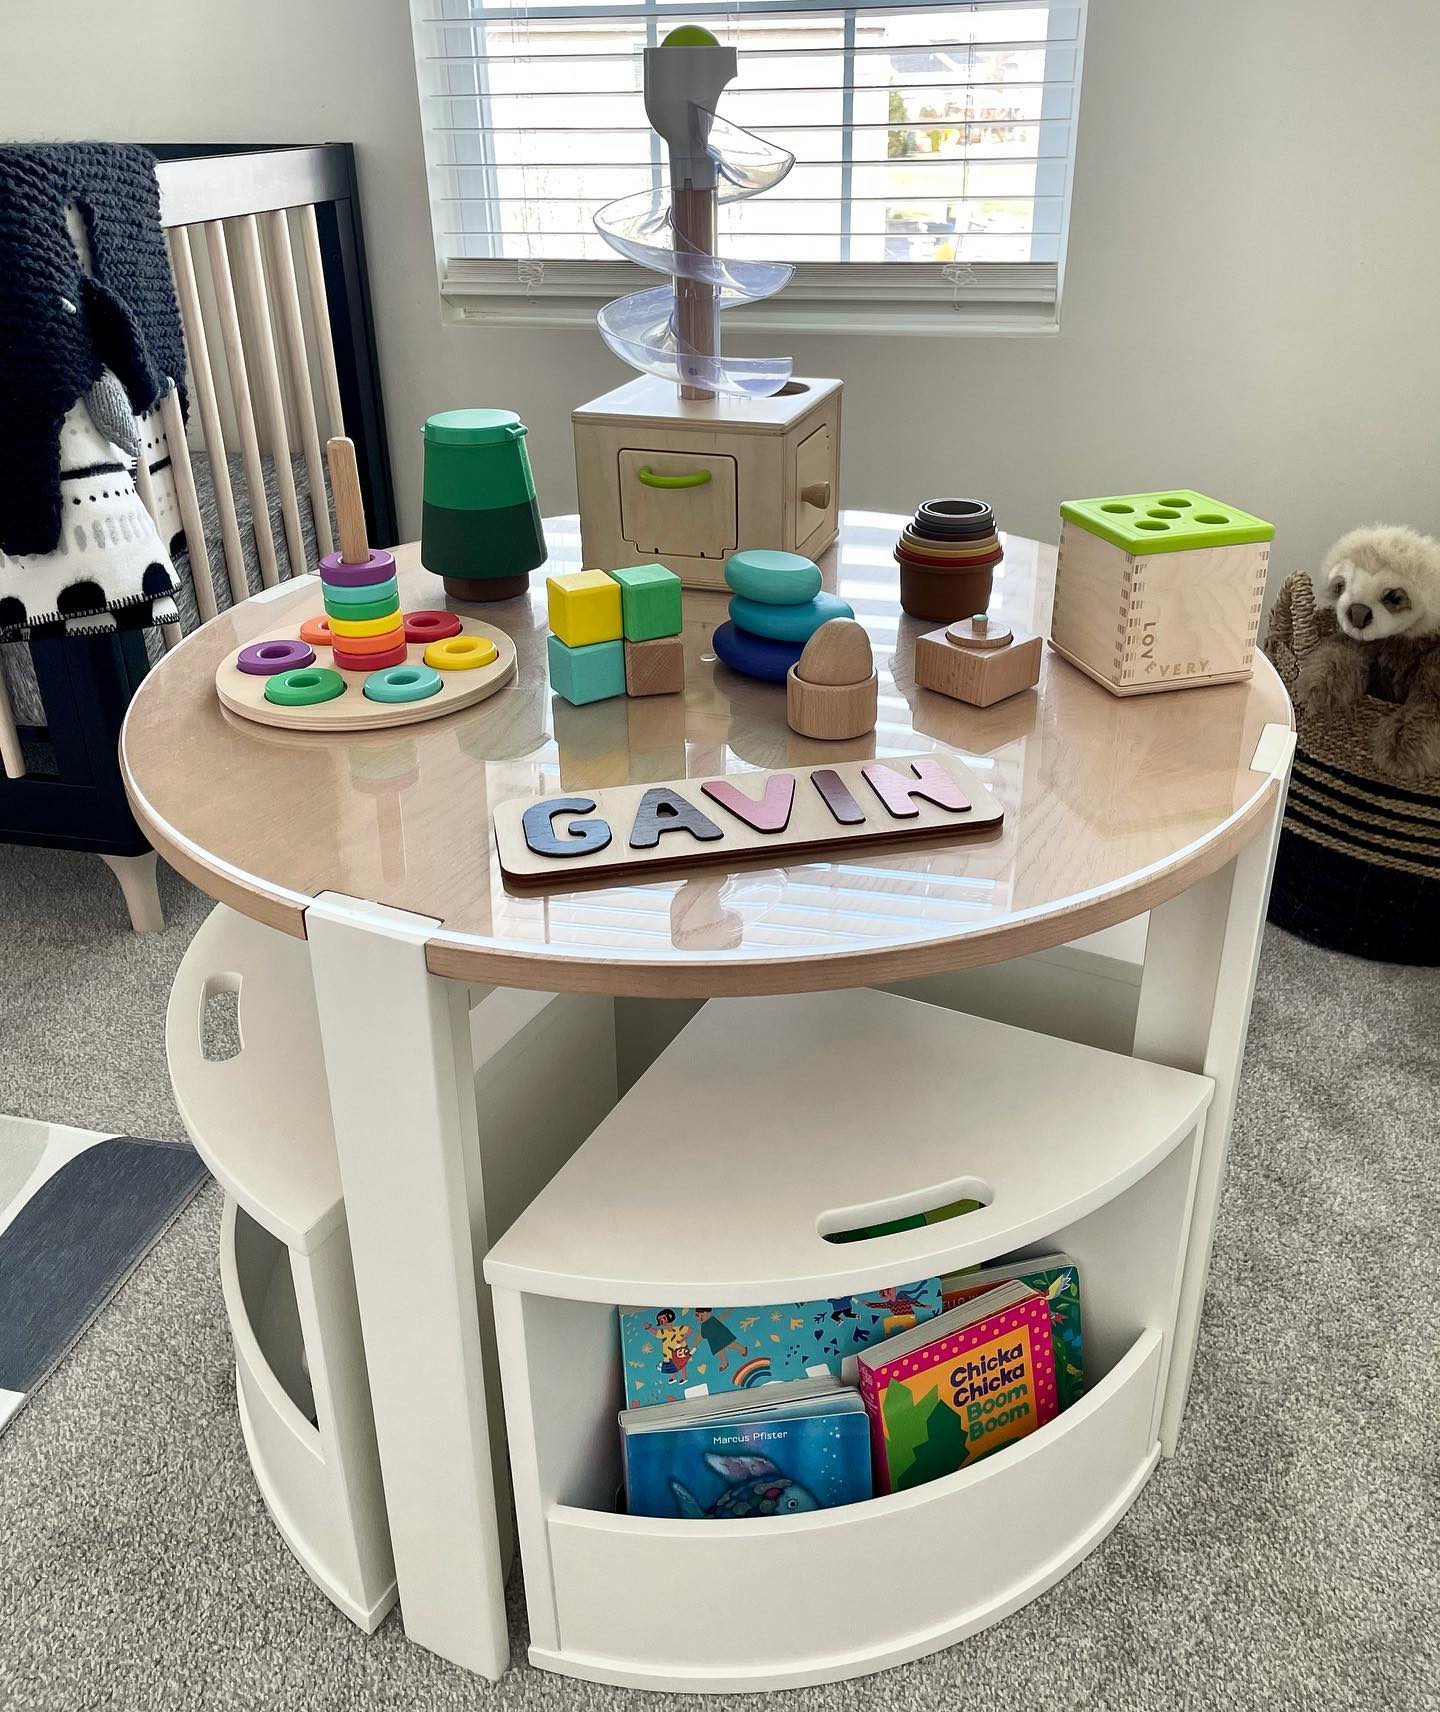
left=728, top=590, right=854, bottom=643
left=606, top=562, right=683, bottom=641
left=547, top=633, right=626, bottom=705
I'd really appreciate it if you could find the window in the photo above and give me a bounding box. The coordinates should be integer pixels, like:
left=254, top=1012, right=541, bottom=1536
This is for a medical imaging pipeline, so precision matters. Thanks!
left=412, top=0, right=1085, bottom=333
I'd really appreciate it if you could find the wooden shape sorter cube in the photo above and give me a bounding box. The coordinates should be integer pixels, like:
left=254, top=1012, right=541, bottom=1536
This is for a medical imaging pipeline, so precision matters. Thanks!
left=624, top=636, right=685, bottom=698
left=915, top=615, right=1043, bottom=708
left=1048, top=490, right=1273, bottom=697
left=547, top=634, right=626, bottom=706
left=573, top=374, right=842, bottom=592
left=607, top=562, right=682, bottom=642
left=546, top=570, right=622, bottom=649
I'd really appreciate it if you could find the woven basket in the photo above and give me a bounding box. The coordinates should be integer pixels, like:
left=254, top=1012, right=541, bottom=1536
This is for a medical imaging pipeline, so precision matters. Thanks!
left=1263, top=572, right=1440, bottom=963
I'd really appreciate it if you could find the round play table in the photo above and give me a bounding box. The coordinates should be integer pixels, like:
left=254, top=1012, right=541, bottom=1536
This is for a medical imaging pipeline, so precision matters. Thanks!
left=122, top=513, right=1294, bottom=1682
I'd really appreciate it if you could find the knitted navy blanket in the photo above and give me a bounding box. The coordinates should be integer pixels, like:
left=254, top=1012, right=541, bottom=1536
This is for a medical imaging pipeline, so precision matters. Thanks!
left=0, top=144, right=187, bottom=556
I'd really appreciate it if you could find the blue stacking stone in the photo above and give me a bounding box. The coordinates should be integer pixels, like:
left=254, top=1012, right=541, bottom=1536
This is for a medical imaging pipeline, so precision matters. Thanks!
left=724, top=548, right=823, bottom=605
left=728, top=590, right=854, bottom=644
left=712, top=621, right=805, bottom=684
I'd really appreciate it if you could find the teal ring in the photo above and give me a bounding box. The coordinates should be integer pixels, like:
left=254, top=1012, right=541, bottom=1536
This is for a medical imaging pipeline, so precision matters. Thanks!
left=363, top=663, right=443, bottom=704
left=322, top=576, right=401, bottom=608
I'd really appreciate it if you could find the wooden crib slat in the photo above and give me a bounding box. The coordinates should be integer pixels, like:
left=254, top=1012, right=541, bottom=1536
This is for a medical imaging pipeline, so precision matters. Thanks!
left=204, top=220, right=281, bottom=589
left=233, top=214, right=307, bottom=579
left=300, top=204, right=345, bottom=439
left=264, top=209, right=334, bottom=559
left=159, top=384, right=218, bottom=623
left=170, top=228, right=249, bottom=607
left=0, top=654, right=26, bottom=780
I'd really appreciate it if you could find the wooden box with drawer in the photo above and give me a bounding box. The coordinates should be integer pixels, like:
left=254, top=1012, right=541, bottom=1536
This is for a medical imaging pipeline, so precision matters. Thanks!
left=573, top=374, right=841, bottom=590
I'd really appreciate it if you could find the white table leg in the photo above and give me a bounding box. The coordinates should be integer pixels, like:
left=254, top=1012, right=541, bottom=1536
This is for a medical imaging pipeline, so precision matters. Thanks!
left=1133, top=726, right=1294, bottom=1455
left=305, top=893, right=509, bottom=1679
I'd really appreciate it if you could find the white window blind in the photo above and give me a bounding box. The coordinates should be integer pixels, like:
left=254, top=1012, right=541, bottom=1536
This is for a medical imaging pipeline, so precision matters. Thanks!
left=413, top=0, right=1085, bottom=332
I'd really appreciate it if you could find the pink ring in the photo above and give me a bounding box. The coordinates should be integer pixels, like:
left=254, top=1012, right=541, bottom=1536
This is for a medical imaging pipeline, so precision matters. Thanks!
left=404, top=609, right=463, bottom=643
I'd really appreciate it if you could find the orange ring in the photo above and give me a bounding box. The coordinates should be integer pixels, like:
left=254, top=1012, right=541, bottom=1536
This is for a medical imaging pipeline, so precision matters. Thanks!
left=324, top=625, right=406, bottom=657
left=300, top=614, right=332, bottom=647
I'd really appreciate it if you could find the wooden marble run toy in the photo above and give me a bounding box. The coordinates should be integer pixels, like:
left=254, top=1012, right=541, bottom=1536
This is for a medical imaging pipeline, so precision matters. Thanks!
left=915, top=612, right=1043, bottom=708
left=1048, top=490, right=1274, bottom=696
left=572, top=28, right=841, bottom=590
left=494, top=752, right=1003, bottom=888
left=787, top=618, right=877, bottom=740
left=214, top=437, right=515, bottom=732
left=546, top=562, right=685, bottom=706
left=713, top=548, right=854, bottom=683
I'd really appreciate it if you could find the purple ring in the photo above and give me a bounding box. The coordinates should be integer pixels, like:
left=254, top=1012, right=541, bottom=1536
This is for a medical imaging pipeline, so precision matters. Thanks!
left=238, top=638, right=316, bottom=676
left=318, top=548, right=399, bottom=588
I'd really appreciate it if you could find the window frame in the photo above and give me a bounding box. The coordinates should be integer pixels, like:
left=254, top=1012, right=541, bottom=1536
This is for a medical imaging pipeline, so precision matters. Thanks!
left=418, top=0, right=1085, bottom=337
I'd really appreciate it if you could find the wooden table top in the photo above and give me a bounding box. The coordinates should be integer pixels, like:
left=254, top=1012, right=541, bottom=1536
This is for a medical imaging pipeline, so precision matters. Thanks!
left=121, top=513, right=1293, bottom=997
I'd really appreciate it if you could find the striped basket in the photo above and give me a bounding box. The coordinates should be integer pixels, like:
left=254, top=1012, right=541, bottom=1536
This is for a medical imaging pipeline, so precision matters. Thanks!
left=1263, top=572, right=1439, bottom=963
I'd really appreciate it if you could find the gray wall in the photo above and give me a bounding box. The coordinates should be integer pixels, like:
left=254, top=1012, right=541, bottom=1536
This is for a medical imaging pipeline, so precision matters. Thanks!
left=6, top=0, right=1436, bottom=587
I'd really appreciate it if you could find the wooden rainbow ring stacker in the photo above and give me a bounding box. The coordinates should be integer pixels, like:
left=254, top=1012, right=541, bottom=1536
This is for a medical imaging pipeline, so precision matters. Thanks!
left=214, top=436, right=519, bottom=732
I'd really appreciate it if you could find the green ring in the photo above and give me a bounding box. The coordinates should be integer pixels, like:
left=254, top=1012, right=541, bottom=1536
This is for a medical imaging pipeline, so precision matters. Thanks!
left=363, top=663, right=443, bottom=704
left=323, top=591, right=402, bottom=623
left=264, top=666, right=347, bottom=708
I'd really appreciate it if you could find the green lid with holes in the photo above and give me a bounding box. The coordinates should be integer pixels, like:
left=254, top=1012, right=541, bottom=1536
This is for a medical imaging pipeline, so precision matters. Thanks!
left=1060, top=490, right=1274, bottom=555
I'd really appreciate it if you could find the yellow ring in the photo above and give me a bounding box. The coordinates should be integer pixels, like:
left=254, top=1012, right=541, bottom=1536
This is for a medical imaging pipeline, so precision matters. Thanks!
left=328, top=609, right=404, bottom=638
left=424, top=634, right=498, bottom=672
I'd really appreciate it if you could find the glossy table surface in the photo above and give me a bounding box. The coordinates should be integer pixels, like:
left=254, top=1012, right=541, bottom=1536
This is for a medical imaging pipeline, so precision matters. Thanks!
left=121, top=513, right=1293, bottom=996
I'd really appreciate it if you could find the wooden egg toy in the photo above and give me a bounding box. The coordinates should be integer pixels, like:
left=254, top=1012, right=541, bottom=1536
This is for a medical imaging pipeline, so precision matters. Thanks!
left=915, top=611, right=1042, bottom=708
left=786, top=617, right=877, bottom=740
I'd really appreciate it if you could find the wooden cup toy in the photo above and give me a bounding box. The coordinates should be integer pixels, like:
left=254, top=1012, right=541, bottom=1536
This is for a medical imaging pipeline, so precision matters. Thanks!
left=915, top=612, right=1043, bottom=708
left=786, top=617, right=878, bottom=740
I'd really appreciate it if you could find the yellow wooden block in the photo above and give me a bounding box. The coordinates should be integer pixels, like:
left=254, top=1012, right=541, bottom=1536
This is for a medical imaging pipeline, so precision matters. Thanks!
left=328, top=609, right=403, bottom=638
left=546, top=569, right=623, bottom=648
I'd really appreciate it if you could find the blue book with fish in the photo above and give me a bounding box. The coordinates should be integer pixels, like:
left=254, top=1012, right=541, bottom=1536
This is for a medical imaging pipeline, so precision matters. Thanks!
left=617, top=1281, right=942, bottom=1409
left=620, top=1377, right=873, bottom=1519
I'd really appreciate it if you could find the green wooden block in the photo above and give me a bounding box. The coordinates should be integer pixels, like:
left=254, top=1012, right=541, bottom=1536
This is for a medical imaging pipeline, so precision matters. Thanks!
left=547, top=633, right=626, bottom=705
left=606, top=562, right=683, bottom=641
left=1059, top=490, right=1274, bottom=555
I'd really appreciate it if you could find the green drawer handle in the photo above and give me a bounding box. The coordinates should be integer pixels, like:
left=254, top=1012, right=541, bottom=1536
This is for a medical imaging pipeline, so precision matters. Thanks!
left=637, top=465, right=712, bottom=490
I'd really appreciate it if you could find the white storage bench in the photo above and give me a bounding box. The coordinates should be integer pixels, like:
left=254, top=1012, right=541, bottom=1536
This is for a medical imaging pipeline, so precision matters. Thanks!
left=484, top=989, right=1212, bottom=1693
left=168, top=904, right=617, bottom=1630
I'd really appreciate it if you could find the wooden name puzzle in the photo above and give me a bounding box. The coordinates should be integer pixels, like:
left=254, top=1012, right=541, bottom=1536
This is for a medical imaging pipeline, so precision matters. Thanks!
left=493, top=752, right=1003, bottom=887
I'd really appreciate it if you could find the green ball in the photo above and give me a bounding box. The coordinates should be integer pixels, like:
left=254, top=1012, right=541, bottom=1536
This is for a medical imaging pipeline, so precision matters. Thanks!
left=661, top=24, right=719, bottom=46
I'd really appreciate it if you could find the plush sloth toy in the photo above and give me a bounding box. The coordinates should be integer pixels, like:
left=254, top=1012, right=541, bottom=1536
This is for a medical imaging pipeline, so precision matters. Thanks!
left=1294, top=524, right=1440, bottom=781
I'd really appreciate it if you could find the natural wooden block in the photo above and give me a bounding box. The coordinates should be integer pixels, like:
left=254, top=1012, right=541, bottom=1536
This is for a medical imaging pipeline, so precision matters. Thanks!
left=546, top=569, right=622, bottom=649
left=573, top=374, right=842, bottom=591
left=1048, top=493, right=1272, bottom=696
left=624, top=636, right=685, bottom=698
left=915, top=621, right=1042, bottom=707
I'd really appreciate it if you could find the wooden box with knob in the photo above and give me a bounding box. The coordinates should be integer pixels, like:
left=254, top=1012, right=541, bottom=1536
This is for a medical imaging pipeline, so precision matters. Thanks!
left=572, top=374, right=842, bottom=592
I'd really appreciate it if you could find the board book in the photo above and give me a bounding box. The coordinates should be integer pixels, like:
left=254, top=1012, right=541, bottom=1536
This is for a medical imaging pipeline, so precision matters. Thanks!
left=620, top=1377, right=872, bottom=1519
left=618, top=1283, right=942, bottom=1408
left=941, top=1253, right=1085, bottom=1411
left=856, top=1279, right=1058, bottom=1494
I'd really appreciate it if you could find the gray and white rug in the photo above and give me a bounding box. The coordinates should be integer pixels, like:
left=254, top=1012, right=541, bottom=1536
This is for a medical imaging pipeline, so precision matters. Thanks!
left=0, top=1116, right=207, bottom=1433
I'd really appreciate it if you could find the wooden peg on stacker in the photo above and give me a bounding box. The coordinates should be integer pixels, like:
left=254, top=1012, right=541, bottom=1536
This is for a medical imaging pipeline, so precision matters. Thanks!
left=327, top=436, right=370, bottom=566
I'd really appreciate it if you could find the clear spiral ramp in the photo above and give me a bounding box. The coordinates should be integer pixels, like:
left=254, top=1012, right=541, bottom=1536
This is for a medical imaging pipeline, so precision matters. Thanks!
left=593, top=30, right=797, bottom=400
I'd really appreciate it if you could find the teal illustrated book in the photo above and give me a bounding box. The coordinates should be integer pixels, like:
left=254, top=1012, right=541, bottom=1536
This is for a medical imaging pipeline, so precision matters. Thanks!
left=941, top=1253, right=1085, bottom=1411
left=620, top=1379, right=873, bottom=1519
left=618, top=1282, right=942, bottom=1408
